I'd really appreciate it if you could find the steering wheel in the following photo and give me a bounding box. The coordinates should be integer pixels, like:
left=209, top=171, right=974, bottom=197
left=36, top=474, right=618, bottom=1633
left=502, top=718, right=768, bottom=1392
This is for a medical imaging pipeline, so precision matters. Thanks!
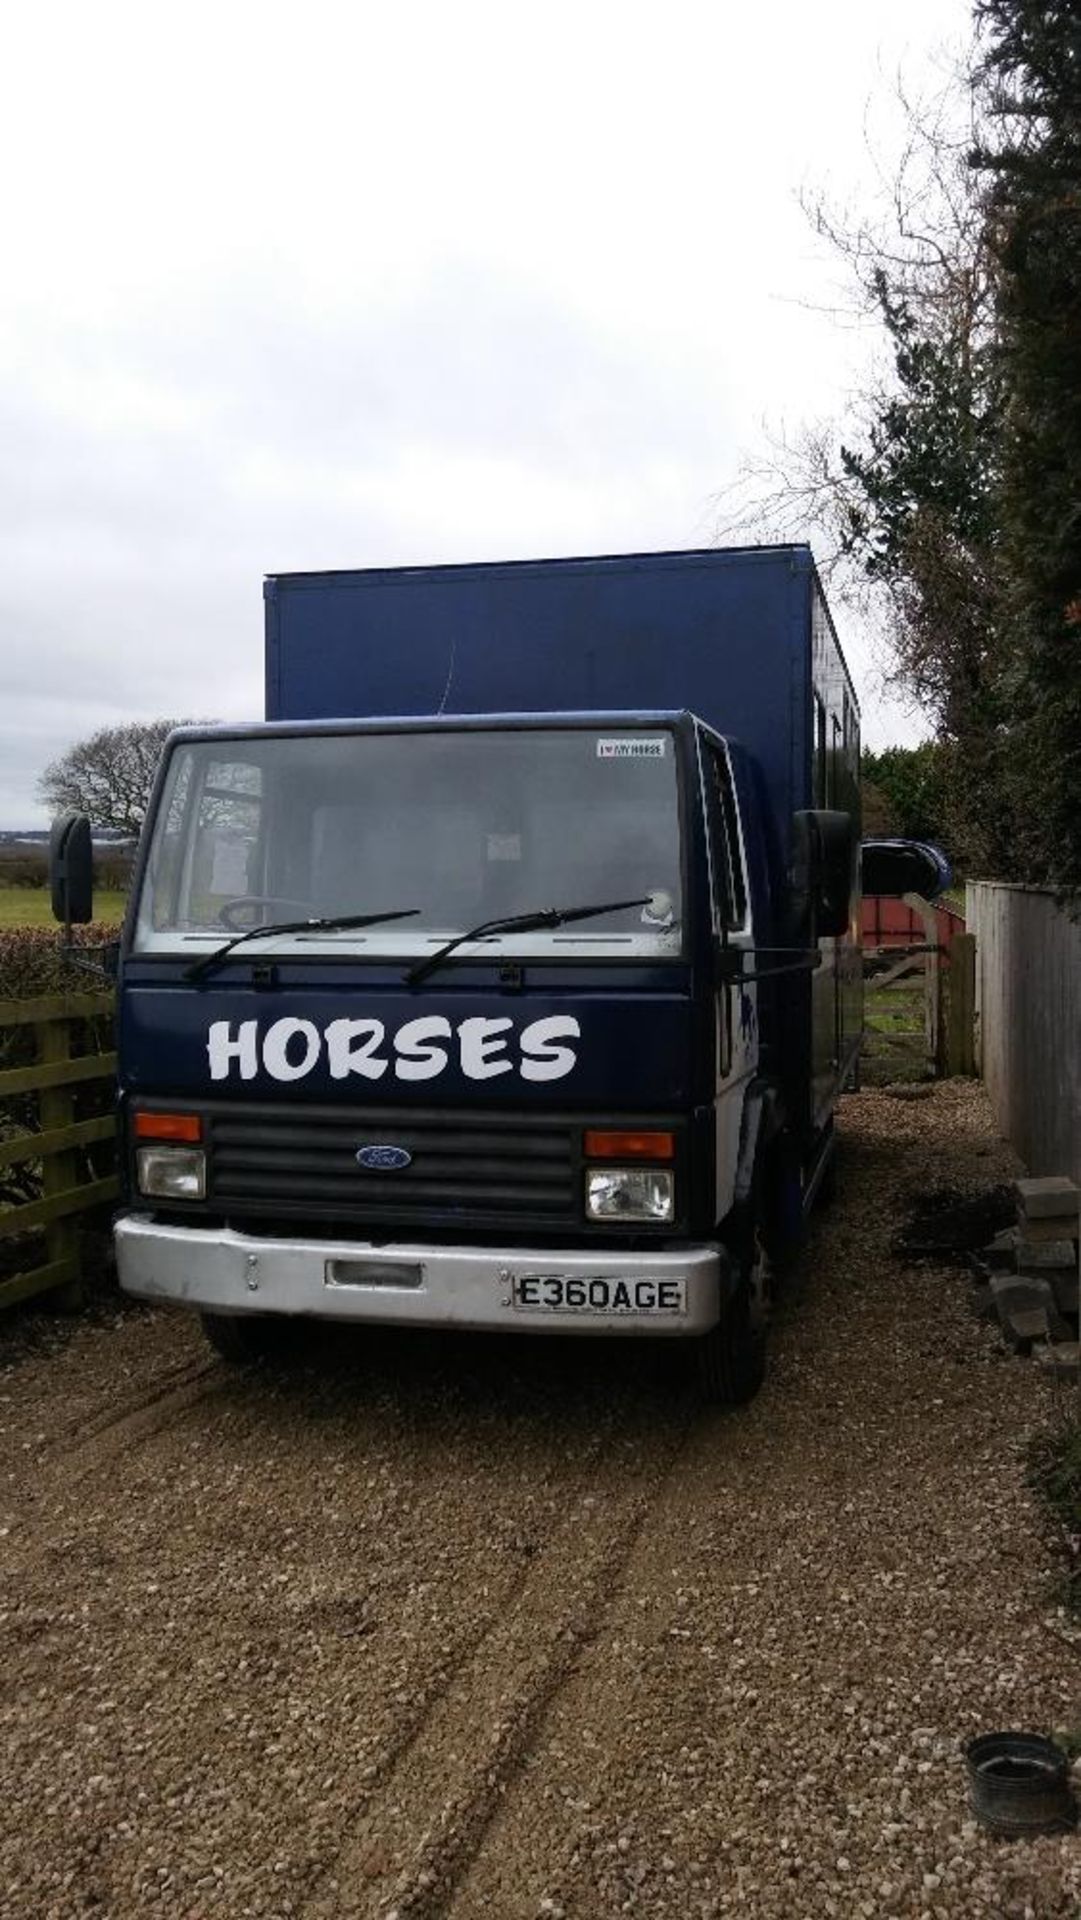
left=217, top=896, right=315, bottom=931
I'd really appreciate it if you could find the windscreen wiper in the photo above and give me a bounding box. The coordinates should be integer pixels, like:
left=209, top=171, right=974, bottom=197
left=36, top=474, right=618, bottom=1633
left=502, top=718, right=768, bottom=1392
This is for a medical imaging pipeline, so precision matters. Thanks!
left=405, top=897, right=652, bottom=988
left=185, top=910, right=421, bottom=984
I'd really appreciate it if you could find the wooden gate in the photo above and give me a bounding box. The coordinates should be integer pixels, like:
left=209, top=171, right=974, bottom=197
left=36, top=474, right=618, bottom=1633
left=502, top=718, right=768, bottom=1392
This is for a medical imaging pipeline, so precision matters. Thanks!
left=0, top=992, right=118, bottom=1311
left=863, top=900, right=975, bottom=1085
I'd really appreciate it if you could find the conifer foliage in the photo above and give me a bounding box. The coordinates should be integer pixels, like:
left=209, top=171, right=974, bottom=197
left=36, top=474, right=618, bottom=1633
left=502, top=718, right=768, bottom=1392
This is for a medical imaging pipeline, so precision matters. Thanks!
left=724, top=2, right=1080, bottom=894
left=973, top=0, right=1081, bottom=893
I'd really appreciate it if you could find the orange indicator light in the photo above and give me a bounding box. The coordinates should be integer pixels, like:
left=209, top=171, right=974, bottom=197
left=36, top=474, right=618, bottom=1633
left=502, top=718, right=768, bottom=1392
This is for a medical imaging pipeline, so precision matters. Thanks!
left=584, top=1129, right=674, bottom=1161
left=132, top=1111, right=202, bottom=1143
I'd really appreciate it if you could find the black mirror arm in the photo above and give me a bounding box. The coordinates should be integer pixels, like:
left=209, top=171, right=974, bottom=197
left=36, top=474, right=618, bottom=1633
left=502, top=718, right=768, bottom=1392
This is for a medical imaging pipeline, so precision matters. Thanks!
left=716, top=943, right=823, bottom=986
left=738, top=955, right=824, bottom=984
left=56, top=939, right=119, bottom=984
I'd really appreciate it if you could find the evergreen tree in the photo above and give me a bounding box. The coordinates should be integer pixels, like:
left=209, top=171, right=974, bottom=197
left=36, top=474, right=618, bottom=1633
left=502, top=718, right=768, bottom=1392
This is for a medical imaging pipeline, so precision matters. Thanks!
left=861, top=743, right=952, bottom=847
left=722, top=16, right=1081, bottom=890
left=837, top=265, right=1016, bottom=878
left=973, top=0, right=1081, bottom=893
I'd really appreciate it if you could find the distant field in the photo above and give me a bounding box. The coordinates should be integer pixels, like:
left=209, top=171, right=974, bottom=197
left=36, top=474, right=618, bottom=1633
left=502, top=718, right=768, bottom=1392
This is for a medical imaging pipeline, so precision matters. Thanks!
left=0, top=886, right=128, bottom=928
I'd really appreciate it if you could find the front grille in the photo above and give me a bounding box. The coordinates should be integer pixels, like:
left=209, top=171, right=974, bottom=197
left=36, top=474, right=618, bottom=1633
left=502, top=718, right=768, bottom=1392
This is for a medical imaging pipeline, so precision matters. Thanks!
left=207, top=1100, right=579, bottom=1230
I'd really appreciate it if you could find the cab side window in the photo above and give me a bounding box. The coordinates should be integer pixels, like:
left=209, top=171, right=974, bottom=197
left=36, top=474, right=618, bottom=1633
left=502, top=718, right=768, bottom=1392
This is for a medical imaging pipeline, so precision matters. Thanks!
left=813, top=694, right=828, bottom=805
left=704, top=742, right=747, bottom=931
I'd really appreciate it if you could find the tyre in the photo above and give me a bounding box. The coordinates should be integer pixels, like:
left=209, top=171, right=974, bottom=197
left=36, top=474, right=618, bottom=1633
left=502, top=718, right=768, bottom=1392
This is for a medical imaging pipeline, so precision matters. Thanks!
left=695, top=1226, right=769, bottom=1407
left=815, top=1134, right=838, bottom=1209
left=760, top=1136, right=804, bottom=1282
left=200, top=1312, right=290, bottom=1364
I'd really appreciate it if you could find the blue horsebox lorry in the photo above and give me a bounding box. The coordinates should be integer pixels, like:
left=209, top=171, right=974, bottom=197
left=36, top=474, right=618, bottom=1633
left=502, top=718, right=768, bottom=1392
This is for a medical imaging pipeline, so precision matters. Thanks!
left=52, top=545, right=892, bottom=1402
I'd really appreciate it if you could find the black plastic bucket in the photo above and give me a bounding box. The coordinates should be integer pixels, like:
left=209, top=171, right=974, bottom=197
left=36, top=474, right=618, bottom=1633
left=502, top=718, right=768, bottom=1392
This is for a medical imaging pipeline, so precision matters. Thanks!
left=965, top=1732, right=1077, bottom=1837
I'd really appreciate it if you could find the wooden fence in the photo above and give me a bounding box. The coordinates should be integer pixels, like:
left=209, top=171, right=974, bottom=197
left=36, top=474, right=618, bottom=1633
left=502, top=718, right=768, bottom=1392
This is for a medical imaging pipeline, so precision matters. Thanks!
left=966, top=882, right=1081, bottom=1188
left=0, top=993, right=118, bottom=1311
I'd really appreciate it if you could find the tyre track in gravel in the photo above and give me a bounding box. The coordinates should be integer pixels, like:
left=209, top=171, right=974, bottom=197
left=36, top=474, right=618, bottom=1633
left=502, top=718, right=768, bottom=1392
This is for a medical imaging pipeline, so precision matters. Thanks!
left=47, top=1352, right=222, bottom=1454
left=9, top=1085, right=1074, bottom=1918
left=281, top=1389, right=642, bottom=1878
left=0, top=1358, right=229, bottom=1569
left=435, top=1090, right=1081, bottom=1920
left=0, top=1308, right=210, bottom=1502
left=1, top=1322, right=686, bottom=1917
left=300, top=1412, right=692, bottom=1920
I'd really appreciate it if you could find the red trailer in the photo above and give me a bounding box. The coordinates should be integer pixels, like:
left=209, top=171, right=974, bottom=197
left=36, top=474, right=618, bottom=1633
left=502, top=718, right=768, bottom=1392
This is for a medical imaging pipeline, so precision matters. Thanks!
left=862, top=895, right=965, bottom=953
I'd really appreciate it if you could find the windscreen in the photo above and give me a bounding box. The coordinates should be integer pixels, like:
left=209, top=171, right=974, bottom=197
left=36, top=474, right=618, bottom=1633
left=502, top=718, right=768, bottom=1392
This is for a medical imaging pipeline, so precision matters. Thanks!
left=133, top=728, right=684, bottom=959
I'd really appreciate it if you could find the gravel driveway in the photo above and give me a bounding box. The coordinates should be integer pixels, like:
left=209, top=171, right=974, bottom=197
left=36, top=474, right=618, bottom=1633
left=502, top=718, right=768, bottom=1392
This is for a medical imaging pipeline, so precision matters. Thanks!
left=2, top=1082, right=1080, bottom=1919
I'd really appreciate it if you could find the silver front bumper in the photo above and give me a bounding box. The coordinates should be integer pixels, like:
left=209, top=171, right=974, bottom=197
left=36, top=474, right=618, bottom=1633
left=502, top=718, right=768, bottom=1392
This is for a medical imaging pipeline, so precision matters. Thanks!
left=115, top=1214, right=725, bottom=1337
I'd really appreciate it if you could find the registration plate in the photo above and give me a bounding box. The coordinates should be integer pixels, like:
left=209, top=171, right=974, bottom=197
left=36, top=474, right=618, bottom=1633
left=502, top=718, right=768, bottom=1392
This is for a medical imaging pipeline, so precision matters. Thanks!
left=511, top=1274, right=686, bottom=1316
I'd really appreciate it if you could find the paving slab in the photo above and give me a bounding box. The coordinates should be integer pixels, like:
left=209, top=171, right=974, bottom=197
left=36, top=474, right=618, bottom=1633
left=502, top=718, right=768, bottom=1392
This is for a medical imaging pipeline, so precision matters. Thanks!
left=990, top=1273, right=1057, bottom=1312
left=983, top=1226, right=1019, bottom=1270
left=1052, top=1270, right=1081, bottom=1316
left=1003, top=1310, right=1045, bottom=1345
left=1015, top=1175, right=1080, bottom=1220
left=1017, top=1237, right=1079, bottom=1271
left=1033, top=1342, right=1081, bottom=1378
left=990, top=1274, right=1072, bottom=1348
left=1021, top=1215, right=1079, bottom=1239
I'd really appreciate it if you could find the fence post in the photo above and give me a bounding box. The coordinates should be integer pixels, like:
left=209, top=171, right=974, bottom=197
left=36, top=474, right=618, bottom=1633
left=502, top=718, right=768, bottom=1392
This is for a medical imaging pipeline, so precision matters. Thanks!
left=943, top=933, right=977, bottom=1077
left=38, top=1017, right=83, bottom=1310
left=903, top=893, right=939, bottom=1075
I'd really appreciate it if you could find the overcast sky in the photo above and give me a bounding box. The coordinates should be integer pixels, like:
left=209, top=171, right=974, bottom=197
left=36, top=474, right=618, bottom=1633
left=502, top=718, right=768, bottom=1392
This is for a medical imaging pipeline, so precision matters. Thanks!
left=1, top=0, right=973, bottom=826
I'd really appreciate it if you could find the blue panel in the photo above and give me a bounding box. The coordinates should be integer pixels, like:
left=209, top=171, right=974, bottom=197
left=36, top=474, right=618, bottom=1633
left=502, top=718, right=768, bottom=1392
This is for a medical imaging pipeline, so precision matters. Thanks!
left=264, top=547, right=835, bottom=835
left=119, top=978, right=695, bottom=1112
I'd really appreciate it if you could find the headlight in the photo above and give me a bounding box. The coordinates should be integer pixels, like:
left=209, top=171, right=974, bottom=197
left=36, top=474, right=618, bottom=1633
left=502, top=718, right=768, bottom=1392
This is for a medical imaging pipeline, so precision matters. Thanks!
left=585, top=1167, right=674, bottom=1222
left=136, top=1146, right=206, bottom=1200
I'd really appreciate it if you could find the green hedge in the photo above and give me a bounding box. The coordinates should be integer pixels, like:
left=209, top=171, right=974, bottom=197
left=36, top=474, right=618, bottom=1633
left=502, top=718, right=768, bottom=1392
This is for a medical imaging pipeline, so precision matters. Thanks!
left=0, top=850, right=133, bottom=891
left=0, top=930, right=117, bottom=1237
left=0, top=926, right=120, bottom=1002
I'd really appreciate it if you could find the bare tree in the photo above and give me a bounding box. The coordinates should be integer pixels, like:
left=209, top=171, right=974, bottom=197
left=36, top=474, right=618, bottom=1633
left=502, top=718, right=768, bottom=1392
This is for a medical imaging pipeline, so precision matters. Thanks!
left=38, top=719, right=198, bottom=837
left=710, top=57, right=1033, bottom=876
left=713, top=62, right=1000, bottom=700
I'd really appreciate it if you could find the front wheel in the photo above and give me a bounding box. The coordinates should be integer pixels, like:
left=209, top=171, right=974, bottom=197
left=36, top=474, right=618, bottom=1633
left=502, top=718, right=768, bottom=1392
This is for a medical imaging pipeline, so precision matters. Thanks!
left=200, top=1312, right=291, bottom=1364
left=695, top=1228, right=769, bottom=1406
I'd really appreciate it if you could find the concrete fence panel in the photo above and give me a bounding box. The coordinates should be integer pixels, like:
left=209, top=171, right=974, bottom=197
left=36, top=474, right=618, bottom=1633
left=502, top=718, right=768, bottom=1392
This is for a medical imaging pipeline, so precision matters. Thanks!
left=966, top=882, right=1081, bottom=1187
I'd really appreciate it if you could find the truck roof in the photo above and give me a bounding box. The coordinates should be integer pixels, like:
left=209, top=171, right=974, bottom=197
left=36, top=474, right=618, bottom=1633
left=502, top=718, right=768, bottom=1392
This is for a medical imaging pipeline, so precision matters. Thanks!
left=265, top=541, right=816, bottom=588
left=166, top=710, right=704, bottom=744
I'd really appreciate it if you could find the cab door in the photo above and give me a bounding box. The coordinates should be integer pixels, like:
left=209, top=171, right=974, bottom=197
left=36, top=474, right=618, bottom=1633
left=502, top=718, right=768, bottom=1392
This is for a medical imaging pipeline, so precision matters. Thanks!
left=699, top=732, right=757, bottom=1224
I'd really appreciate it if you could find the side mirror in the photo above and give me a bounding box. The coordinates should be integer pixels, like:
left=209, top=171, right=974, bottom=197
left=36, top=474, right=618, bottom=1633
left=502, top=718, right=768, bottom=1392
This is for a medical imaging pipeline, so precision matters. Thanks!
left=861, top=838, right=952, bottom=901
left=50, top=812, right=94, bottom=926
left=791, top=809, right=855, bottom=940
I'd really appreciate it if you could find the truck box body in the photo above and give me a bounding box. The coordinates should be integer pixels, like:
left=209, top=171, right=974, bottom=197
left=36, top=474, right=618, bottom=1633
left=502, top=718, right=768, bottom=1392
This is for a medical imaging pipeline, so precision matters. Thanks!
left=265, top=546, right=862, bottom=1125
left=265, top=546, right=855, bottom=889
left=109, top=545, right=862, bottom=1397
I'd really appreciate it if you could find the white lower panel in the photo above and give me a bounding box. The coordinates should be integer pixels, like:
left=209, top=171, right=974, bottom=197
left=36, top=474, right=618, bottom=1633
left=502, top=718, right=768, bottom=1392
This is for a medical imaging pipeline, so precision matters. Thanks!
left=115, top=1215, right=725, bottom=1338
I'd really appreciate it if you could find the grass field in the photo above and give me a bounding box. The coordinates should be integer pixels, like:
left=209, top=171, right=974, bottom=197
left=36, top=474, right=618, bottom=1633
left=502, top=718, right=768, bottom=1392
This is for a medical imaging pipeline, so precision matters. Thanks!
left=0, top=886, right=128, bottom=928
left=862, top=979, right=928, bottom=1085
left=864, top=982, right=925, bottom=1036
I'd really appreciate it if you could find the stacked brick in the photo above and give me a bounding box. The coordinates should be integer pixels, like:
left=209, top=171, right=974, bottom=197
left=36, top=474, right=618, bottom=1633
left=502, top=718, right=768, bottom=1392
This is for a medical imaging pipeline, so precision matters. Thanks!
left=972, top=1177, right=1081, bottom=1371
